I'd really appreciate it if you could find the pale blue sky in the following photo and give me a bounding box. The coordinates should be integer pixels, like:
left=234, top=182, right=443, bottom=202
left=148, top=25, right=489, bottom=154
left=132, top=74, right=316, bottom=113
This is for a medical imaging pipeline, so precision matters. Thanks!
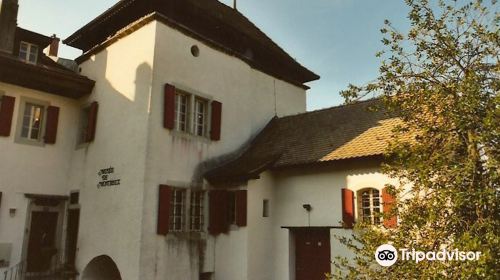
left=17, top=0, right=411, bottom=110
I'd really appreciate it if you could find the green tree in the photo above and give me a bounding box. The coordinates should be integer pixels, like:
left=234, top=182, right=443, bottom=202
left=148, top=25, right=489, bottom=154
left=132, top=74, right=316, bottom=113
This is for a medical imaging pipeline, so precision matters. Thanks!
left=329, top=0, right=499, bottom=279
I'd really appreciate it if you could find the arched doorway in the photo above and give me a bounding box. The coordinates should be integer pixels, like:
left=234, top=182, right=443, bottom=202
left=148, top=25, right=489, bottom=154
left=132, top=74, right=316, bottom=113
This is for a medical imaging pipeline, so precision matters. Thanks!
left=81, top=255, right=122, bottom=280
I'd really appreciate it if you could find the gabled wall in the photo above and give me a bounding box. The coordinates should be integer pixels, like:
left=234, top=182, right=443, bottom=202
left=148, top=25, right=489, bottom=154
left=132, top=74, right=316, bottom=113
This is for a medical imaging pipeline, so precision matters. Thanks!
left=138, top=19, right=308, bottom=280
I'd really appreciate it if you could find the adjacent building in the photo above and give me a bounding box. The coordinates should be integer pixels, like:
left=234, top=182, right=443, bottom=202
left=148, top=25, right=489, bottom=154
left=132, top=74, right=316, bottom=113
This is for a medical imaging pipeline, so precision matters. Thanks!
left=0, top=0, right=399, bottom=280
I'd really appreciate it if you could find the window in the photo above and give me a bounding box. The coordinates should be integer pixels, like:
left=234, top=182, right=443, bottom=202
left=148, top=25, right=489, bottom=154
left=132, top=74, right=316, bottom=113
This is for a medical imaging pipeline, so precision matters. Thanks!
left=190, top=191, right=205, bottom=231
left=77, top=106, right=90, bottom=145
left=19, top=42, right=38, bottom=64
left=158, top=186, right=207, bottom=234
left=262, top=199, right=270, bottom=217
left=69, top=192, right=80, bottom=205
left=358, top=188, right=380, bottom=225
left=174, top=92, right=189, bottom=132
left=169, top=87, right=215, bottom=138
left=20, top=102, right=44, bottom=141
left=169, top=189, right=187, bottom=232
left=191, top=45, right=200, bottom=57
left=75, top=101, right=98, bottom=145
left=194, top=98, right=208, bottom=137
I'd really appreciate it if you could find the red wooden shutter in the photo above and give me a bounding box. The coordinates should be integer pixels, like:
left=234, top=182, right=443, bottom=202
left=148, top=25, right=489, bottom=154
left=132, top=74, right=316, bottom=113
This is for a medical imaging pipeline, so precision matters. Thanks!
left=341, top=188, right=355, bottom=228
left=382, top=187, right=397, bottom=228
left=209, top=190, right=230, bottom=235
left=210, top=101, right=222, bottom=141
left=164, top=84, right=175, bottom=129
left=86, top=101, right=98, bottom=142
left=235, top=190, right=247, bottom=227
left=157, top=185, right=172, bottom=235
left=44, top=106, right=59, bottom=144
left=0, top=95, right=15, bottom=137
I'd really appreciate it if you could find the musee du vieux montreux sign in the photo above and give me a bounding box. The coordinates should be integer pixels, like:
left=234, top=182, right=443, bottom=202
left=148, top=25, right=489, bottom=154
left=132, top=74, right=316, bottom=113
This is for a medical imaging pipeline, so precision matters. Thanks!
left=97, top=167, right=121, bottom=188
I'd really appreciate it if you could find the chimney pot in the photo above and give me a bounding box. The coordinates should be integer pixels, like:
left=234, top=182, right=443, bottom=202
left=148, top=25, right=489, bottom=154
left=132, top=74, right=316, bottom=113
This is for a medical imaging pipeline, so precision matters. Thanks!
left=0, top=0, right=19, bottom=54
left=48, top=35, right=60, bottom=57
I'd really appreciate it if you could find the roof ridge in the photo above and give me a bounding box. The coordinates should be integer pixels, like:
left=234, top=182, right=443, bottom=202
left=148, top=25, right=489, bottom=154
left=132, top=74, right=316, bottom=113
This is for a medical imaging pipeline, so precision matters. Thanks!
left=213, top=1, right=306, bottom=69
left=64, top=0, right=137, bottom=44
left=278, top=98, right=381, bottom=120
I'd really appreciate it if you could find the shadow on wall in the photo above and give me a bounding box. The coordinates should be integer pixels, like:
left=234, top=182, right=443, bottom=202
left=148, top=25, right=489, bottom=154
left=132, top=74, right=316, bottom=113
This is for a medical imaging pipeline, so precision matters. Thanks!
left=81, top=255, right=122, bottom=280
left=72, top=49, right=153, bottom=278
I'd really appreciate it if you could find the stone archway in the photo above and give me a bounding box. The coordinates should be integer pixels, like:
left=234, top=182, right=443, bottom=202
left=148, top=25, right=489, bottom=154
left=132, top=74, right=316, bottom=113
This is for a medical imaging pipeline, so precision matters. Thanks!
left=81, top=255, right=122, bottom=280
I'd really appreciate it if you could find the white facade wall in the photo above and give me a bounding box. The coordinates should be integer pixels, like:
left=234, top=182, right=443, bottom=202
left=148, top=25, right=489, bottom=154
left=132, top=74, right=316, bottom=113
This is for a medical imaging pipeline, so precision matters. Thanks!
left=0, top=82, right=80, bottom=274
left=139, top=21, right=307, bottom=280
left=1, top=16, right=309, bottom=280
left=71, top=21, right=157, bottom=280
left=246, top=172, right=276, bottom=280
left=233, top=165, right=399, bottom=280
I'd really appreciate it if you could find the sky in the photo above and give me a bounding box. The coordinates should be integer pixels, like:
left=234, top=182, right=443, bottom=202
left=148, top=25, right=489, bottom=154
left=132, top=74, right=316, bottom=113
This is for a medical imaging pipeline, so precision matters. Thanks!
left=16, top=0, right=412, bottom=110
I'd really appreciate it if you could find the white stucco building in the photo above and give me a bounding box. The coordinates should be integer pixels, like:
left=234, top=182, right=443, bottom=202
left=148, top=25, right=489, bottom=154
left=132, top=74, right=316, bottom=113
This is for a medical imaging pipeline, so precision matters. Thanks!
left=0, top=1, right=400, bottom=280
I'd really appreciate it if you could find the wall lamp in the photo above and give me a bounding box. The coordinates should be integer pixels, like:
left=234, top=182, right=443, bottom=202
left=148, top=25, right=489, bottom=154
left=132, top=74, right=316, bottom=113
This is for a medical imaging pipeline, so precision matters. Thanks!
left=302, top=204, right=312, bottom=212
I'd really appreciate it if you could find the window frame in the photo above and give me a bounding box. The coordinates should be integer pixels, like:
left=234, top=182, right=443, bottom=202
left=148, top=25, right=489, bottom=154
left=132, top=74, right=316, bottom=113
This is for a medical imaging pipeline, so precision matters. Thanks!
left=174, top=90, right=190, bottom=133
left=189, top=190, right=205, bottom=232
left=193, top=97, right=209, bottom=137
left=357, top=188, right=381, bottom=225
left=169, top=188, right=187, bottom=233
left=15, top=97, right=49, bottom=147
left=171, top=85, right=213, bottom=139
left=163, top=186, right=207, bottom=234
left=262, top=199, right=270, bottom=218
left=19, top=41, right=39, bottom=64
left=69, top=191, right=80, bottom=206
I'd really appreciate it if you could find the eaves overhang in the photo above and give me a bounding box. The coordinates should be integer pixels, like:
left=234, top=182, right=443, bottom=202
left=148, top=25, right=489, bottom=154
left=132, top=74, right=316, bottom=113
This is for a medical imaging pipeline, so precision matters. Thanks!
left=0, top=54, right=95, bottom=99
left=64, top=0, right=319, bottom=88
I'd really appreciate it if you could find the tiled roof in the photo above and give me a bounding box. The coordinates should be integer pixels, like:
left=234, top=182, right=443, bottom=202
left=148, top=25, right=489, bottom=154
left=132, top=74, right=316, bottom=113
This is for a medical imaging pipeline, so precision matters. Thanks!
left=0, top=27, right=95, bottom=98
left=0, top=53, right=95, bottom=99
left=64, top=0, right=319, bottom=87
left=204, top=99, right=402, bottom=184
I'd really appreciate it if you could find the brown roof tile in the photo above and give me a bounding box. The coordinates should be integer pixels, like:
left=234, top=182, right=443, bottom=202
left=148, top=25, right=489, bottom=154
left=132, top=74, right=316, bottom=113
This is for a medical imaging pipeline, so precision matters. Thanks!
left=64, top=0, right=319, bottom=87
left=204, top=99, right=401, bottom=184
left=0, top=52, right=95, bottom=99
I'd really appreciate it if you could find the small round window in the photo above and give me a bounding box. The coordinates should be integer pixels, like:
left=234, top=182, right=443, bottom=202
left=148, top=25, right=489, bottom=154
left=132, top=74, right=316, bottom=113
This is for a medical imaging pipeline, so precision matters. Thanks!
left=191, top=45, right=200, bottom=57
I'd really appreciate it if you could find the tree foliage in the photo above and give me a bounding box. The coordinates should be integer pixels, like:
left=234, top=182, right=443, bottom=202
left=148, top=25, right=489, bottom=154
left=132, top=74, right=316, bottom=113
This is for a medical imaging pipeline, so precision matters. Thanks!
left=329, top=0, right=499, bottom=279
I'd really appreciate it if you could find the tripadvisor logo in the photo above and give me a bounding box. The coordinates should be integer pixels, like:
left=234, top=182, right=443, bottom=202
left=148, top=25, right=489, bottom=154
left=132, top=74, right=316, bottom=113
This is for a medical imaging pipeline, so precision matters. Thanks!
left=375, top=244, right=398, bottom=267
left=375, top=244, right=482, bottom=267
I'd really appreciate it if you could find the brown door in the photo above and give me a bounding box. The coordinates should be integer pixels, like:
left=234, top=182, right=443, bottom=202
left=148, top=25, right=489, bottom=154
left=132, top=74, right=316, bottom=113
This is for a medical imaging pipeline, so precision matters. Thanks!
left=294, top=228, right=331, bottom=280
left=26, top=211, right=59, bottom=272
left=66, top=209, right=80, bottom=266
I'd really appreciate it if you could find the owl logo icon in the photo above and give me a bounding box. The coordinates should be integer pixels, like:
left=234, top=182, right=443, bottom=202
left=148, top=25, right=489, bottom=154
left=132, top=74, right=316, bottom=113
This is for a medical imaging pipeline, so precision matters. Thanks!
left=375, top=244, right=398, bottom=267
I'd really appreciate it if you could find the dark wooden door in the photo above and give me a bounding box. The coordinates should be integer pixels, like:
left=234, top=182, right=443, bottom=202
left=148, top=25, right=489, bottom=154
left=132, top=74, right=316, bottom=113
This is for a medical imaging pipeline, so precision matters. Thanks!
left=295, top=228, right=331, bottom=280
left=27, top=211, right=59, bottom=272
left=66, top=209, right=80, bottom=266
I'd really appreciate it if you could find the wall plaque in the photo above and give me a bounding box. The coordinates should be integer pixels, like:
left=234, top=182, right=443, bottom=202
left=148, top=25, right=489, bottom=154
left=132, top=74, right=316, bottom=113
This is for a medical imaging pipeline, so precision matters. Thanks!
left=97, top=167, right=121, bottom=188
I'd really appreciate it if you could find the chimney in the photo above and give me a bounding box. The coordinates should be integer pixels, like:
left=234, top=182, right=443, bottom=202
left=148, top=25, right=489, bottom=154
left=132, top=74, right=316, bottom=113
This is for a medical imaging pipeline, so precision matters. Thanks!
left=0, top=0, right=18, bottom=54
left=48, top=34, right=60, bottom=57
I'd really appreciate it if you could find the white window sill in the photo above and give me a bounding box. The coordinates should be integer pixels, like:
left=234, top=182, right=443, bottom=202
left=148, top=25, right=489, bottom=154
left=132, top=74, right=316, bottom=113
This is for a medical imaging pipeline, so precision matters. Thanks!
left=170, top=129, right=211, bottom=143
